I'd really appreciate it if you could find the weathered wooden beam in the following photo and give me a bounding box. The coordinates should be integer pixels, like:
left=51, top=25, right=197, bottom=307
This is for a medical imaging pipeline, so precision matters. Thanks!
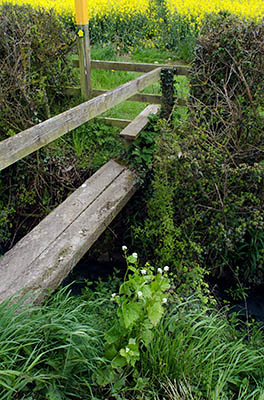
left=0, top=67, right=161, bottom=171
left=63, top=87, right=163, bottom=103
left=120, top=104, right=160, bottom=142
left=62, top=87, right=187, bottom=106
left=92, top=90, right=162, bottom=104
left=72, top=59, right=190, bottom=75
left=0, top=160, right=138, bottom=304
left=96, top=117, right=132, bottom=128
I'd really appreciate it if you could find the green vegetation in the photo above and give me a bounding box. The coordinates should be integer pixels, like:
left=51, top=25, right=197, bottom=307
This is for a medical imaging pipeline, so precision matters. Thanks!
left=1, top=258, right=264, bottom=399
left=0, top=284, right=115, bottom=399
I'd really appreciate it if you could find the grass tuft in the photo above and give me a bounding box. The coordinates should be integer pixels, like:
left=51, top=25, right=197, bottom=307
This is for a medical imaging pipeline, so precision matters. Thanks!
left=0, top=285, right=115, bottom=399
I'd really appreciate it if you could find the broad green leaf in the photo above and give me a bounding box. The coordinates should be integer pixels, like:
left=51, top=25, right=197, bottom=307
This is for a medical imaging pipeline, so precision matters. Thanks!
left=160, top=280, right=170, bottom=291
left=142, top=319, right=153, bottom=330
left=105, top=322, right=126, bottom=344
left=111, top=354, right=127, bottom=369
left=122, top=302, right=142, bottom=329
left=46, top=386, right=62, bottom=400
left=96, top=366, right=117, bottom=386
left=120, top=343, right=140, bottom=367
left=113, top=376, right=127, bottom=391
left=127, top=255, right=137, bottom=264
left=105, top=343, right=118, bottom=360
left=141, top=329, right=154, bottom=346
left=147, top=302, right=164, bottom=326
left=119, top=280, right=132, bottom=296
left=135, top=377, right=150, bottom=390
left=142, top=285, right=152, bottom=299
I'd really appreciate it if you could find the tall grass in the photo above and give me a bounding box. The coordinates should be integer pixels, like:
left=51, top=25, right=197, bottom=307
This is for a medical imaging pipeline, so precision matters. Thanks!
left=138, top=298, right=264, bottom=399
left=1, top=281, right=264, bottom=399
left=0, top=286, right=115, bottom=399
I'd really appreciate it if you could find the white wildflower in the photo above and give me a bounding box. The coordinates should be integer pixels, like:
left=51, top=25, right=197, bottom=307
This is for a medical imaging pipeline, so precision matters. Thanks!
left=164, top=266, right=169, bottom=272
left=125, top=347, right=130, bottom=353
left=122, top=245, right=127, bottom=251
left=132, top=252, right=138, bottom=259
left=137, top=291, right=143, bottom=297
left=157, top=268, right=163, bottom=274
left=141, top=269, right=147, bottom=275
left=162, top=298, right=168, bottom=304
left=111, top=293, right=116, bottom=298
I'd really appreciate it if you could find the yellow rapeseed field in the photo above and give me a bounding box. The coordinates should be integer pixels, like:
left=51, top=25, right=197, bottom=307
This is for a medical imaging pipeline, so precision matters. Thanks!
left=167, top=0, right=264, bottom=23
left=1, top=0, right=150, bottom=17
left=1, top=0, right=264, bottom=21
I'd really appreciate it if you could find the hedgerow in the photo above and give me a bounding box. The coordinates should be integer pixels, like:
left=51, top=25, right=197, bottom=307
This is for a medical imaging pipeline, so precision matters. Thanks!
left=0, top=3, right=75, bottom=251
left=139, top=13, right=264, bottom=292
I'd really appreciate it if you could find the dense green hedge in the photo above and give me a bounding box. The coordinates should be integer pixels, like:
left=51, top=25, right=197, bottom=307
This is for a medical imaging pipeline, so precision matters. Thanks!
left=136, top=13, right=264, bottom=292
left=0, top=3, right=75, bottom=138
left=0, top=3, right=76, bottom=251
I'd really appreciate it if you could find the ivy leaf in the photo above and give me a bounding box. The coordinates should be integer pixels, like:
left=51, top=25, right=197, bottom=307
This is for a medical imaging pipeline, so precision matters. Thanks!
left=147, top=301, right=164, bottom=326
left=122, top=302, right=142, bottom=329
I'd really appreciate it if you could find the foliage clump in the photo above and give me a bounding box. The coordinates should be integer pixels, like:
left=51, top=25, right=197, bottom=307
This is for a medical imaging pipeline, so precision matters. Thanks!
left=173, top=14, right=264, bottom=289
left=0, top=3, right=75, bottom=137
left=185, top=13, right=264, bottom=287
left=190, top=12, right=264, bottom=162
left=134, top=13, right=264, bottom=292
left=0, top=4, right=78, bottom=252
left=0, top=285, right=115, bottom=399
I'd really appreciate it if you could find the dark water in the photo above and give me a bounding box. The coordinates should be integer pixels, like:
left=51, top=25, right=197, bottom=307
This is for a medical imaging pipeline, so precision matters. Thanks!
left=232, top=294, right=264, bottom=325
left=64, top=259, right=264, bottom=326
left=211, top=279, right=264, bottom=325
left=61, top=254, right=126, bottom=295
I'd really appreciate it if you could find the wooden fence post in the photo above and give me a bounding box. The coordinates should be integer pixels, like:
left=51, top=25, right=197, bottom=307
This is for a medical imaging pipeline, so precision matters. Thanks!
left=75, top=0, right=92, bottom=99
left=160, top=68, right=175, bottom=120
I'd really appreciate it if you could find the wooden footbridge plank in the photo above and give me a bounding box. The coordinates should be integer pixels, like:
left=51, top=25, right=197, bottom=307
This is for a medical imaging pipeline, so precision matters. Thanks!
left=120, top=104, right=160, bottom=141
left=0, top=160, right=138, bottom=303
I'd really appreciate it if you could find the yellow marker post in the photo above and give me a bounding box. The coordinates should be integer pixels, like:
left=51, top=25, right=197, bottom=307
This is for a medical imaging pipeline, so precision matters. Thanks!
left=75, top=0, right=89, bottom=25
left=75, top=0, right=91, bottom=99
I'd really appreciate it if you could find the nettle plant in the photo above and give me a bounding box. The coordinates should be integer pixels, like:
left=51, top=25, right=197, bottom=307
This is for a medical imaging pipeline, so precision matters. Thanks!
left=98, top=248, right=171, bottom=385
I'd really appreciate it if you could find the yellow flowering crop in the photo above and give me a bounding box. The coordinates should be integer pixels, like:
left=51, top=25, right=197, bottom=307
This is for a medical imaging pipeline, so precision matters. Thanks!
left=1, top=0, right=150, bottom=19
left=166, top=0, right=264, bottom=23
left=1, top=0, right=264, bottom=22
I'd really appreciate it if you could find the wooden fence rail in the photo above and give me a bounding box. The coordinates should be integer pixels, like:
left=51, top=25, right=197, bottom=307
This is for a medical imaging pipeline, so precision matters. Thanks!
left=62, top=87, right=187, bottom=107
left=0, top=67, right=161, bottom=171
left=72, top=59, right=190, bottom=75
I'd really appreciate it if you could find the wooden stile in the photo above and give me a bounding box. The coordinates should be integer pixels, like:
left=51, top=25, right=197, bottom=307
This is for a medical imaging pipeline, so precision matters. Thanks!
left=0, top=67, right=161, bottom=171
